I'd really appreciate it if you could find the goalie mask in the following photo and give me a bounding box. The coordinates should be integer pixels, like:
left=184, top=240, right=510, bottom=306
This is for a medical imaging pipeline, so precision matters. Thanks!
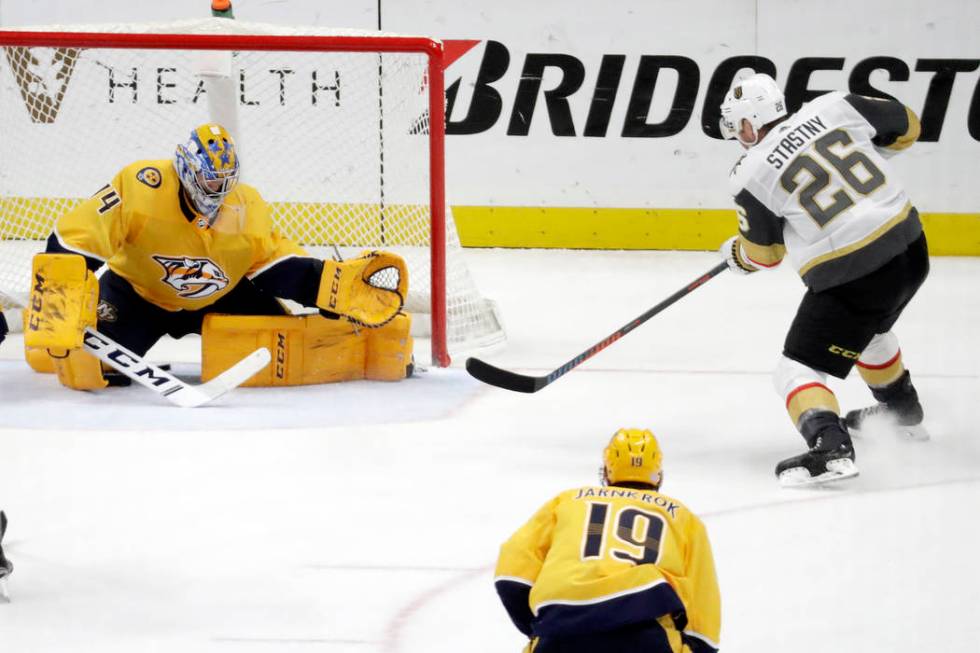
left=719, top=72, right=787, bottom=146
left=174, top=123, right=240, bottom=219
left=602, top=428, right=663, bottom=488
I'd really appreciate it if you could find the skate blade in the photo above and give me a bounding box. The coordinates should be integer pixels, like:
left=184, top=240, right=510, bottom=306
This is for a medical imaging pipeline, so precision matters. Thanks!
left=0, top=577, right=9, bottom=603
left=779, top=458, right=859, bottom=488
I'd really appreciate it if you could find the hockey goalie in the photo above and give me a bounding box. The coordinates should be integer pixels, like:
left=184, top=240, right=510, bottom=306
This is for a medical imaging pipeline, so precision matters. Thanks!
left=24, top=123, right=413, bottom=391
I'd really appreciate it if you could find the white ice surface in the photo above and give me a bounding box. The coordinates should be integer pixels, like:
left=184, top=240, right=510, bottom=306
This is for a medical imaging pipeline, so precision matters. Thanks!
left=1, top=249, right=978, bottom=651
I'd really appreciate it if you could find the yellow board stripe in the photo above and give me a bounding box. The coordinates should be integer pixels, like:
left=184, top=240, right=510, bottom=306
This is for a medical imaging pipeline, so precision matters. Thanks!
left=0, top=198, right=431, bottom=246
left=454, top=206, right=980, bottom=255
left=3, top=198, right=979, bottom=256
left=452, top=206, right=737, bottom=250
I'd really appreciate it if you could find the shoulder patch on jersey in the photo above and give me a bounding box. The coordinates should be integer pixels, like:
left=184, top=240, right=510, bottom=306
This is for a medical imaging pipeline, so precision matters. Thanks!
left=727, top=152, right=758, bottom=196
left=136, top=166, right=162, bottom=188
left=729, top=154, right=747, bottom=178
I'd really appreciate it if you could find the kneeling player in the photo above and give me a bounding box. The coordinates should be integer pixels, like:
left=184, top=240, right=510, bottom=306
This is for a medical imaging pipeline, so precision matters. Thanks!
left=494, top=429, right=721, bottom=653
left=26, top=123, right=412, bottom=390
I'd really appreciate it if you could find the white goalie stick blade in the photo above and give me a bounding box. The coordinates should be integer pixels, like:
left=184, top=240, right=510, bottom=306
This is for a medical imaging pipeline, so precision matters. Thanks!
left=0, top=578, right=8, bottom=603
left=778, top=458, right=859, bottom=488
left=82, top=328, right=270, bottom=408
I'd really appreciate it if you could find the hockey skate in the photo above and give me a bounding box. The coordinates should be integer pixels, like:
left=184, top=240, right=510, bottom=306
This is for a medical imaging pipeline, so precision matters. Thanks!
left=844, top=371, right=929, bottom=441
left=0, top=511, right=11, bottom=602
left=776, top=412, right=858, bottom=487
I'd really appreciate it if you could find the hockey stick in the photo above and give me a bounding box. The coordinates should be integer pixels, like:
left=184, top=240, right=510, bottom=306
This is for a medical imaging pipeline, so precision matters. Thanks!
left=81, top=328, right=269, bottom=408
left=3, top=288, right=270, bottom=407
left=465, top=261, right=728, bottom=393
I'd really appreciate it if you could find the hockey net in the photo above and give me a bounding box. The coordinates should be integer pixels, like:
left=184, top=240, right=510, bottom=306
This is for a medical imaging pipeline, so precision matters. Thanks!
left=0, top=19, right=504, bottom=366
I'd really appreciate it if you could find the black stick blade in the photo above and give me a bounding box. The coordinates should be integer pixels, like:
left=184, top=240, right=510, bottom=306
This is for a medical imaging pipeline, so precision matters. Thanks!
left=465, top=357, right=546, bottom=393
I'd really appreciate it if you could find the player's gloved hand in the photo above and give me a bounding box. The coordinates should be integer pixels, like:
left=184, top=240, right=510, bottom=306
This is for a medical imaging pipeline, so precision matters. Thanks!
left=316, top=250, right=408, bottom=327
left=719, top=235, right=758, bottom=275
left=0, top=310, right=7, bottom=346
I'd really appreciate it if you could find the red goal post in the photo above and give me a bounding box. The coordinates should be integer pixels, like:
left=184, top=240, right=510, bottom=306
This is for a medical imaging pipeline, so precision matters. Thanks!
left=0, top=21, right=504, bottom=366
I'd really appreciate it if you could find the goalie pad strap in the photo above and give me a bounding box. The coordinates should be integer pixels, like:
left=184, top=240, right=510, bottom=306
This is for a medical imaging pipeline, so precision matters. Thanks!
left=201, top=312, right=412, bottom=386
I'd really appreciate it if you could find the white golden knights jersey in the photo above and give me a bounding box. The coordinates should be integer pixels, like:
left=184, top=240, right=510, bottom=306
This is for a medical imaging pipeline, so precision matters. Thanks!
left=494, top=485, right=720, bottom=652
left=51, top=159, right=309, bottom=311
left=729, top=92, right=922, bottom=291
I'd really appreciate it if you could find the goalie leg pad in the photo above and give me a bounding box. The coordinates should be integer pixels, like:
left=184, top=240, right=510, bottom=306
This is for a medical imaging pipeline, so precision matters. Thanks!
left=201, top=312, right=414, bottom=386
left=366, top=313, right=413, bottom=381
left=52, top=348, right=108, bottom=390
left=24, top=254, right=98, bottom=351
left=315, top=251, right=408, bottom=327
left=21, top=308, right=56, bottom=373
left=25, top=346, right=57, bottom=373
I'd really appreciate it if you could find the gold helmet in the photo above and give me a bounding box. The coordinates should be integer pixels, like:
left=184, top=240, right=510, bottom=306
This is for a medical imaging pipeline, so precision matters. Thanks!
left=602, top=428, right=663, bottom=487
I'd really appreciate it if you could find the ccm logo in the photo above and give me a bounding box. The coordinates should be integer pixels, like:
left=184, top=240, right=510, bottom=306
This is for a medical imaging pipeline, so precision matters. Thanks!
left=328, top=267, right=342, bottom=309
left=28, top=272, right=45, bottom=331
left=275, top=332, right=287, bottom=380
left=83, top=332, right=173, bottom=387
left=828, top=344, right=860, bottom=360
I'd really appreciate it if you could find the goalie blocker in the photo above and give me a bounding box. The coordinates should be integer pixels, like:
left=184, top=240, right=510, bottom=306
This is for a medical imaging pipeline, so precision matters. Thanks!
left=202, top=312, right=414, bottom=386
left=23, top=253, right=107, bottom=389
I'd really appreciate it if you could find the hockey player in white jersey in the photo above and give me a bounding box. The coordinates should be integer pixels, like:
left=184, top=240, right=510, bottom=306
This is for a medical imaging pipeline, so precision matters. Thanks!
left=718, top=73, right=928, bottom=486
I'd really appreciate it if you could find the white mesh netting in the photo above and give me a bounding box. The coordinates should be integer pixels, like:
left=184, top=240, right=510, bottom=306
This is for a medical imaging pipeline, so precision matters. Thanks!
left=0, top=19, right=504, bottom=364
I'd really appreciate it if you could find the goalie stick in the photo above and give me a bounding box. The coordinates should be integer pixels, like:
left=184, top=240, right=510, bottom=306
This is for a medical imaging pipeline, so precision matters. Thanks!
left=466, top=261, right=728, bottom=393
left=81, top=328, right=270, bottom=408
left=2, top=288, right=269, bottom=407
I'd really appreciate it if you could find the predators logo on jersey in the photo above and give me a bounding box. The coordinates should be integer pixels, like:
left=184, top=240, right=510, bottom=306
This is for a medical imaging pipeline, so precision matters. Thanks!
left=152, top=255, right=230, bottom=299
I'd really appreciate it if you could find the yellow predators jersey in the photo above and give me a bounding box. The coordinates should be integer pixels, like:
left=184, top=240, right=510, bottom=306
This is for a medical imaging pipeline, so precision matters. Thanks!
left=495, top=485, right=720, bottom=652
left=52, top=159, right=307, bottom=311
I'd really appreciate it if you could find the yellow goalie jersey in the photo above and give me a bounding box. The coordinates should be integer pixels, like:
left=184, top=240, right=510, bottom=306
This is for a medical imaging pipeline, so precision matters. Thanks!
left=51, top=159, right=307, bottom=311
left=495, top=486, right=720, bottom=652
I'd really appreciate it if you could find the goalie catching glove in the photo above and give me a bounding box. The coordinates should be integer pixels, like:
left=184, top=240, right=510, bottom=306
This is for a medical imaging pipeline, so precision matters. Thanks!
left=316, top=250, right=408, bottom=327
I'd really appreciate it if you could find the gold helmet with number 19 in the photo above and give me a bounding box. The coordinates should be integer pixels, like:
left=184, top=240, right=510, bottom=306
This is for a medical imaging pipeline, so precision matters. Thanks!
left=601, top=428, right=664, bottom=489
